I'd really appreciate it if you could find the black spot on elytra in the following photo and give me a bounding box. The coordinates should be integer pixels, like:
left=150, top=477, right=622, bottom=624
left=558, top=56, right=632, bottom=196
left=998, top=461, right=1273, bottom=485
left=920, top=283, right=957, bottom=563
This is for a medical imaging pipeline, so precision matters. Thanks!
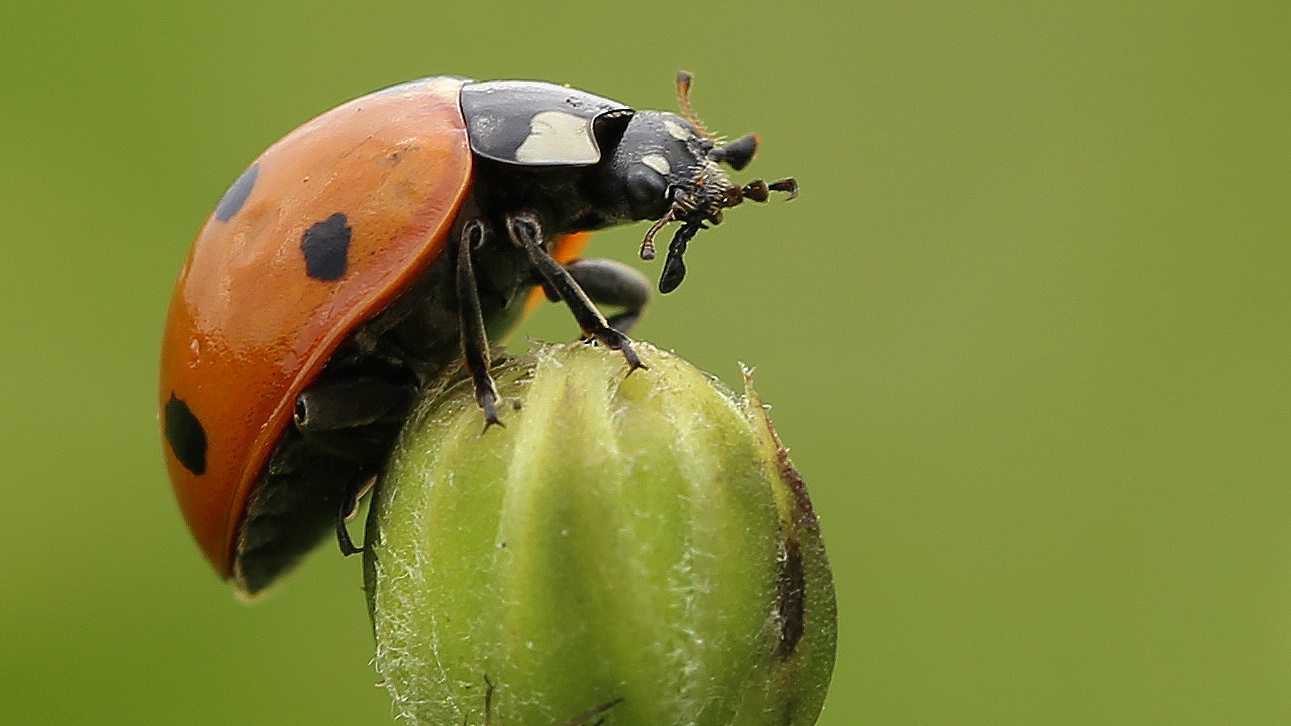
left=165, top=394, right=207, bottom=475
left=214, top=164, right=258, bottom=222
left=776, top=537, right=806, bottom=661
left=300, top=213, right=351, bottom=281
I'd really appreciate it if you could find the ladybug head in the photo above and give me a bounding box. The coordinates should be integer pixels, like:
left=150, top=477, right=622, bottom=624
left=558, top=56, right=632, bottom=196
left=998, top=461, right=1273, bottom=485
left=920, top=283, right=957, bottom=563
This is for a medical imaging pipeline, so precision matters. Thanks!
left=607, top=72, right=797, bottom=293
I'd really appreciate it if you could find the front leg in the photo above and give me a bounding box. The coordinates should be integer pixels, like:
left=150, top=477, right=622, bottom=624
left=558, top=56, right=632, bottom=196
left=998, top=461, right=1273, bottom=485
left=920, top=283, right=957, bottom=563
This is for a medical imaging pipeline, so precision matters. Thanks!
left=506, top=212, right=644, bottom=371
left=563, top=258, right=651, bottom=334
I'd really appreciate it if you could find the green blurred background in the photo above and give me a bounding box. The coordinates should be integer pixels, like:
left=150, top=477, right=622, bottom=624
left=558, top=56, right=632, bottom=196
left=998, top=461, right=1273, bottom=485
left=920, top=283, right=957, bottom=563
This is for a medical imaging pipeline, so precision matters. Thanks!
left=2, top=1, right=1287, bottom=723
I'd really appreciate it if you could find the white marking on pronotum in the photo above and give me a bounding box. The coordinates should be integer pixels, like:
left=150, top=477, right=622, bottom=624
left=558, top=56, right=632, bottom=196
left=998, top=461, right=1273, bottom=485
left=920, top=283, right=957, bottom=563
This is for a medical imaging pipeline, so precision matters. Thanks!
left=663, top=118, right=692, bottom=141
left=641, top=154, right=670, bottom=176
left=514, top=111, right=599, bottom=164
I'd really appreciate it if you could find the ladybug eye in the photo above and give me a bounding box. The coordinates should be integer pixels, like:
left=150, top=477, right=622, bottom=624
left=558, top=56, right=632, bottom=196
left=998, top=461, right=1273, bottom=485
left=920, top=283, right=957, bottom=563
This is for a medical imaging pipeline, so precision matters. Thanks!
left=623, top=166, right=671, bottom=221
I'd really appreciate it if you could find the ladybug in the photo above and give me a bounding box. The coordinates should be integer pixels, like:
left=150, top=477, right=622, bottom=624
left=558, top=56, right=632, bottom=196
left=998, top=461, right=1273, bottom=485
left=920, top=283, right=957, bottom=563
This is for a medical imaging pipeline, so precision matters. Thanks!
left=160, top=72, right=797, bottom=595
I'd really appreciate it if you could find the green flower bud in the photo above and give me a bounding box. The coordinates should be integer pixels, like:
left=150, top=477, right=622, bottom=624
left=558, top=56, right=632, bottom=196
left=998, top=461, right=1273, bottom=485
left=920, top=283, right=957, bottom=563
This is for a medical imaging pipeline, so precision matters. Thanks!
left=364, top=342, right=836, bottom=726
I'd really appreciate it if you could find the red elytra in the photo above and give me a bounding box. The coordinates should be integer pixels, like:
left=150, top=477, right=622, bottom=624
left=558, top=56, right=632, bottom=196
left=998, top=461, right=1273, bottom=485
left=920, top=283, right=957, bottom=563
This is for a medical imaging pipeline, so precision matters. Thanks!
left=160, top=78, right=588, bottom=581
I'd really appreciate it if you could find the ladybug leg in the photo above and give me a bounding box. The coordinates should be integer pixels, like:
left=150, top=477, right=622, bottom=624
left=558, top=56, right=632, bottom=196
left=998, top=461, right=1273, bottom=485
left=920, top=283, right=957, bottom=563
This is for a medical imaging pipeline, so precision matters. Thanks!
left=292, top=376, right=412, bottom=558
left=456, top=219, right=503, bottom=427
left=563, top=258, right=652, bottom=334
left=294, top=376, right=414, bottom=433
left=505, top=212, right=644, bottom=371
left=335, top=473, right=375, bottom=556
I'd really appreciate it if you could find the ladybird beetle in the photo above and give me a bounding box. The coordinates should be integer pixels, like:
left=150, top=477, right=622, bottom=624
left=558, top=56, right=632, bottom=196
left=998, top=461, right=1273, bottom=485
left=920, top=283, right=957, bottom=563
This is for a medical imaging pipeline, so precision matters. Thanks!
left=160, top=73, right=797, bottom=595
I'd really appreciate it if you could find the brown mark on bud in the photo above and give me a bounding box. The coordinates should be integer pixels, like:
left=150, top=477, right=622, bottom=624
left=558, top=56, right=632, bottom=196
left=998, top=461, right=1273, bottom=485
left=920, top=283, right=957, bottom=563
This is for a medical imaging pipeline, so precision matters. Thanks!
left=776, top=536, right=807, bottom=661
